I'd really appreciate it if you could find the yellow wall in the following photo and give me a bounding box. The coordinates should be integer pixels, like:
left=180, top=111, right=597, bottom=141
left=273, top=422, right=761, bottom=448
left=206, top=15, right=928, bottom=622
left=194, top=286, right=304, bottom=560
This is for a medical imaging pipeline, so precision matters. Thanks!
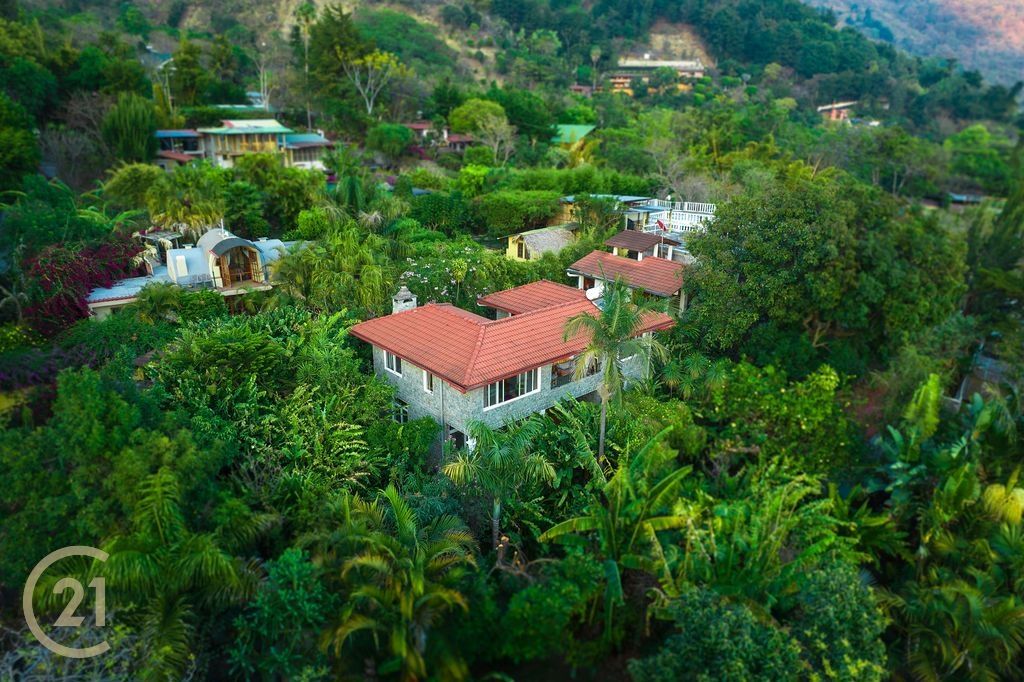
left=507, top=236, right=527, bottom=261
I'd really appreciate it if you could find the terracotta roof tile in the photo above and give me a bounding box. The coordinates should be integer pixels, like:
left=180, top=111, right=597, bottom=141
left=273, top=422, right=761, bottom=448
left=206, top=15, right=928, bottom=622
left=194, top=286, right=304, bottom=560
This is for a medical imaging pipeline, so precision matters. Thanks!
left=567, top=251, right=684, bottom=297
left=604, top=230, right=679, bottom=251
left=478, top=280, right=587, bottom=315
left=349, top=297, right=674, bottom=392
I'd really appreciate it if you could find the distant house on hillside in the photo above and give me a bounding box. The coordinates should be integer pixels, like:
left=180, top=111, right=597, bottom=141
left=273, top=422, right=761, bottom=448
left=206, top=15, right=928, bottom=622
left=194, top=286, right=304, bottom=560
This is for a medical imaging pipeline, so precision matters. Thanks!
left=817, top=101, right=857, bottom=122
left=197, top=119, right=293, bottom=168
left=152, top=121, right=333, bottom=172
left=282, top=133, right=333, bottom=170
left=506, top=225, right=577, bottom=261
left=86, top=228, right=290, bottom=319
left=444, top=133, right=476, bottom=153
left=610, top=55, right=705, bottom=94
left=155, top=130, right=205, bottom=170
left=349, top=282, right=673, bottom=450
left=402, top=120, right=449, bottom=142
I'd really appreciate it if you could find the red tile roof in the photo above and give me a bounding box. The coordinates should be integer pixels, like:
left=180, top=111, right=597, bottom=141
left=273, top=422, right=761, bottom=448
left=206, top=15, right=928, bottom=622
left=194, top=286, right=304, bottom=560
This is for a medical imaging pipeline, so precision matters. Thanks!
left=349, top=299, right=674, bottom=392
left=604, top=230, right=679, bottom=251
left=568, top=251, right=684, bottom=297
left=157, top=150, right=195, bottom=164
left=478, top=280, right=587, bottom=315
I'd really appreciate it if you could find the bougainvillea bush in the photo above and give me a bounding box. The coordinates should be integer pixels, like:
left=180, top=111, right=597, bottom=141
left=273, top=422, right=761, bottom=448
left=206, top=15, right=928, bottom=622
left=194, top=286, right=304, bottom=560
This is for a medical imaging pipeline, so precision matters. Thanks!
left=24, top=236, right=144, bottom=336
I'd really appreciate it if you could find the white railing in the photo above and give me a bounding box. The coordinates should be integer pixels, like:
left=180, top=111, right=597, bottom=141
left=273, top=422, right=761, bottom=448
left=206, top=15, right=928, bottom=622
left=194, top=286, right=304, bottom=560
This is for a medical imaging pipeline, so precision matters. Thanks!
left=642, top=210, right=713, bottom=234
left=645, top=199, right=716, bottom=215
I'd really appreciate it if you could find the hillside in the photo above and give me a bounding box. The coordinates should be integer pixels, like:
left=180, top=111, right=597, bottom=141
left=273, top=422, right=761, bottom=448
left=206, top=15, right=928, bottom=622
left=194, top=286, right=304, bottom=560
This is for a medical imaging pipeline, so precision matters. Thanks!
left=810, top=0, right=1024, bottom=85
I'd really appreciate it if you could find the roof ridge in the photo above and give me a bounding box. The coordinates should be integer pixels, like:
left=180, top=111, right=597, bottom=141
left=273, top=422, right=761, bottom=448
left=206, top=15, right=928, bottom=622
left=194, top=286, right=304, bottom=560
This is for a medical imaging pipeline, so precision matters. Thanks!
left=463, top=324, right=488, bottom=385
left=480, top=298, right=594, bottom=326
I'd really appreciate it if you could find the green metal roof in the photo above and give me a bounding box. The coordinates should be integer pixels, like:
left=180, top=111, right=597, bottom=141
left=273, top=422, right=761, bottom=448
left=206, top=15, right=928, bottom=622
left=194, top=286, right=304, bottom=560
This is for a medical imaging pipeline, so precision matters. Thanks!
left=197, top=119, right=293, bottom=135
left=552, top=124, right=596, bottom=145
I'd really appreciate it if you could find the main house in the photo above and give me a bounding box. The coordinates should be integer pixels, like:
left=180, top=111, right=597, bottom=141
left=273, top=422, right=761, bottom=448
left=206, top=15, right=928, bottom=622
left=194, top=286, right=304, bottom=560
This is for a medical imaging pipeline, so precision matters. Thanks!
left=155, top=120, right=333, bottom=171
left=349, top=281, right=674, bottom=450
left=86, top=228, right=290, bottom=318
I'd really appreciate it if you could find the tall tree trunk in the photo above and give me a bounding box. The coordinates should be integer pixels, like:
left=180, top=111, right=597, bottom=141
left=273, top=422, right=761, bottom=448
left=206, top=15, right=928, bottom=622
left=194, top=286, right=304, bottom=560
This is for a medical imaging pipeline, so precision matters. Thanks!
left=304, top=40, right=312, bottom=130
left=491, top=498, right=502, bottom=550
left=598, top=396, right=608, bottom=462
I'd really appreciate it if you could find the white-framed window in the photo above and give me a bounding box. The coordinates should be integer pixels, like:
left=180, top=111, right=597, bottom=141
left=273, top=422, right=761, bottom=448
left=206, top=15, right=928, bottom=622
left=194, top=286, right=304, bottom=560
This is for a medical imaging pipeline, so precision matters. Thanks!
left=484, top=368, right=540, bottom=409
left=385, top=350, right=402, bottom=376
left=394, top=398, right=409, bottom=424
left=423, top=371, right=434, bottom=393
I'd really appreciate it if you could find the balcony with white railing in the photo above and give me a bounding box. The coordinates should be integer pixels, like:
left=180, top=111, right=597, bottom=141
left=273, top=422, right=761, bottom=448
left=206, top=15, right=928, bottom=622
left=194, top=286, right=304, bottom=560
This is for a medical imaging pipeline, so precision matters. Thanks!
left=642, top=210, right=714, bottom=234
left=646, top=199, right=716, bottom=215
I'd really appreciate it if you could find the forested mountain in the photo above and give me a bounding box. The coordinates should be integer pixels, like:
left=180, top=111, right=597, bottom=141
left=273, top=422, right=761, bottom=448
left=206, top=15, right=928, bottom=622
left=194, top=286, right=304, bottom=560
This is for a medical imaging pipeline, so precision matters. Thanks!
left=811, top=0, right=1024, bottom=86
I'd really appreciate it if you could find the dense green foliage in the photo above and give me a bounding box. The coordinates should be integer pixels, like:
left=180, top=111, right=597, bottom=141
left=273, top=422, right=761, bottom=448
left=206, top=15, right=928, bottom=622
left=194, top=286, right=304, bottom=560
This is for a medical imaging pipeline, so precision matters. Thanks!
left=1, top=0, right=1023, bottom=680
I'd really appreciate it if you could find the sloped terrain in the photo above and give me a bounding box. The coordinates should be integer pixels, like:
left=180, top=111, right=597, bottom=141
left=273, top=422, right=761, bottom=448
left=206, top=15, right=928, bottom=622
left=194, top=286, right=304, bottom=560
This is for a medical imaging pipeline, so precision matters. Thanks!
left=811, top=0, right=1024, bottom=85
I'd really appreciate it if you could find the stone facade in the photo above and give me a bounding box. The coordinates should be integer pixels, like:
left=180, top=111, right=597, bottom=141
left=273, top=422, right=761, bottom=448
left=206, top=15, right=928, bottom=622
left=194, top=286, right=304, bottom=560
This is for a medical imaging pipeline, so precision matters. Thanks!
left=370, top=346, right=638, bottom=438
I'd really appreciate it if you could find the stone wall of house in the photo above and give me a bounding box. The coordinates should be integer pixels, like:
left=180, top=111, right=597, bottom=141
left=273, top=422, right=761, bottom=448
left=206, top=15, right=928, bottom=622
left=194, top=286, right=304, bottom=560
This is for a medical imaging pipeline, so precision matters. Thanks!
left=370, top=346, right=605, bottom=436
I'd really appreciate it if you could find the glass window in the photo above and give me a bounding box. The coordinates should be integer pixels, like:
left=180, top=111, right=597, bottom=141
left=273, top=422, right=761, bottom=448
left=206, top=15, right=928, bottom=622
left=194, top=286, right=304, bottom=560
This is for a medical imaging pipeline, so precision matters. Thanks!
left=424, top=371, right=434, bottom=393
left=484, top=368, right=540, bottom=408
left=385, top=351, right=402, bottom=375
left=394, top=398, right=409, bottom=424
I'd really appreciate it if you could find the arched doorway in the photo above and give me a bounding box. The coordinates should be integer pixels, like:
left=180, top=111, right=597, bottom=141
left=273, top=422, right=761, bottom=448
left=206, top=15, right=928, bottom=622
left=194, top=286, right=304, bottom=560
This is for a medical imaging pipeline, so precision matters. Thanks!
left=217, top=246, right=263, bottom=287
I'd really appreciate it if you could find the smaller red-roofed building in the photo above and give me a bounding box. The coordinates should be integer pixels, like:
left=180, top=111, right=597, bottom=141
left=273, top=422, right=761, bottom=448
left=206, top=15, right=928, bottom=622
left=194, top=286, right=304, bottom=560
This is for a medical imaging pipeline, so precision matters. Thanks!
left=567, top=250, right=688, bottom=312
left=349, top=283, right=674, bottom=450
left=604, top=230, right=680, bottom=261
left=478, top=280, right=587, bottom=318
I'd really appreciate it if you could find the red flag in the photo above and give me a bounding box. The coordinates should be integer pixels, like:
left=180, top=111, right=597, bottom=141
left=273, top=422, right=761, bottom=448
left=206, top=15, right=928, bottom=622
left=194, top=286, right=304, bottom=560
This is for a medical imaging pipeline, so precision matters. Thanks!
left=656, top=219, right=667, bottom=231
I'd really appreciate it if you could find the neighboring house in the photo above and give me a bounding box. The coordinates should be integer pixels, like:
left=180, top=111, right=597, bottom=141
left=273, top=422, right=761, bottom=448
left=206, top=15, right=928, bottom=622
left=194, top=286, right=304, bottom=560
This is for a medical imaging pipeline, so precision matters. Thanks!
left=609, top=55, right=705, bottom=94
left=155, top=130, right=205, bottom=171
left=552, top=124, right=596, bottom=147
left=86, top=228, right=289, bottom=319
left=567, top=250, right=688, bottom=312
left=282, top=132, right=333, bottom=170
left=506, top=225, right=577, bottom=261
left=622, top=197, right=716, bottom=237
left=444, top=133, right=476, bottom=153
left=154, top=121, right=334, bottom=171
left=817, top=101, right=857, bottom=122
left=552, top=194, right=651, bottom=225
left=605, top=230, right=686, bottom=263
left=196, top=119, right=293, bottom=168
left=349, top=282, right=674, bottom=450
left=402, top=120, right=449, bottom=142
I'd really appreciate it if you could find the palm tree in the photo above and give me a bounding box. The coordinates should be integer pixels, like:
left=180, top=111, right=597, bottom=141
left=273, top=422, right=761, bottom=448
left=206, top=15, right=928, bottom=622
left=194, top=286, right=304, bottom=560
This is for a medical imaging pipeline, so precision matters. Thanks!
left=590, top=45, right=602, bottom=91
left=270, top=224, right=393, bottom=314
left=326, top=485, right=476, bottom=680
left=146, top=163, right=225, bottom=239
left=563, top=277, right=668, bottom=461
left=130, top=282, right=183, bottom=323
left=540, top=428, right=692, bottom=643
left=295, top=2, right=318, bottom=130
left=33, top=468, right=265, bottom=681
left=443, top=418, right=555, bottom=551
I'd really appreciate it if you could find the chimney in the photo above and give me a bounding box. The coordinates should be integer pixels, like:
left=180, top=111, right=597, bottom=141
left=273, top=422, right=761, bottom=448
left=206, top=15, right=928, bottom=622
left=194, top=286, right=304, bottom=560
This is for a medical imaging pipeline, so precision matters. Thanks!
left=392, top=285, right=417, bottom=314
